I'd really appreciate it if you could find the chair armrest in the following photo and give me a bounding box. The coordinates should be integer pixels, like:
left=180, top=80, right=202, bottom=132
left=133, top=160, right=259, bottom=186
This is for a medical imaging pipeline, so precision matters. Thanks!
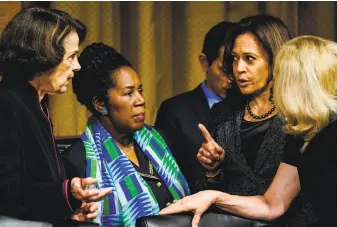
left=136, top=212, right=277, bottom=227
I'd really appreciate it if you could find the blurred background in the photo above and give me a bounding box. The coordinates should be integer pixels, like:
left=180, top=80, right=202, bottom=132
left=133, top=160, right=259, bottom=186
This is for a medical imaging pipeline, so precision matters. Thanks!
left=0, top=1, right=336, bottom=138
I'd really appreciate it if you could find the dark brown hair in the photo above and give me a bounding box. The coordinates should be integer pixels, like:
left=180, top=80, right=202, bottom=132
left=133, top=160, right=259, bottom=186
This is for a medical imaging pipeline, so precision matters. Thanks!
left=223, top=14, right=293, bottom=82
left=0, top=7, right=86, bottom=82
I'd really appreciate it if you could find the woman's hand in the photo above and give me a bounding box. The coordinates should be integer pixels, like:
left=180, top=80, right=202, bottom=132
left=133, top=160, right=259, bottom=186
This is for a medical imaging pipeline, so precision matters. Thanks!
left=71, top=201, right=98, bottom=221
left=197, top=124, right=225, bottom=171
left=71, top=177, right=112, bottom=202
left=159, top=190, right=219, bottom=227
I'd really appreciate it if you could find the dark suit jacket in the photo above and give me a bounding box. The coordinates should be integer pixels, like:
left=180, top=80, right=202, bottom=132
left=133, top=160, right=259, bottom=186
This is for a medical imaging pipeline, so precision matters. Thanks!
left=155, top=84, right=211, bottom=193
left=0, top=81, right=80, bottom=224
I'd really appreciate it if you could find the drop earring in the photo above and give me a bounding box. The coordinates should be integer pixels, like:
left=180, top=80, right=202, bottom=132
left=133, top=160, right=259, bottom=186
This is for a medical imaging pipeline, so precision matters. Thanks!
left=99, top=107, right=108, bottom=116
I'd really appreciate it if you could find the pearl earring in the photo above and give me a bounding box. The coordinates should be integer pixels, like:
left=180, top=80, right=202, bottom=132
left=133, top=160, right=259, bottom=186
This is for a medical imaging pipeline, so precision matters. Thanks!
left=99, top=107, right=108, bottom=116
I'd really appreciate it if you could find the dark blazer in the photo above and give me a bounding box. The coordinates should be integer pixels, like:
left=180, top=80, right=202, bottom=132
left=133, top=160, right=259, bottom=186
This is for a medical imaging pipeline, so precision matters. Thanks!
left=0, top=81, right=80, bottom=224
left=155, top=84, right=212, bottom=193
left=200, top=101, right=317, bottom=227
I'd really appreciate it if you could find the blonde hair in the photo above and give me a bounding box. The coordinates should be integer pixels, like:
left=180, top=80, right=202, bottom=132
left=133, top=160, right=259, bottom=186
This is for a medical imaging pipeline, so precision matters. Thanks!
left=274, top=35, right=337, bottom=150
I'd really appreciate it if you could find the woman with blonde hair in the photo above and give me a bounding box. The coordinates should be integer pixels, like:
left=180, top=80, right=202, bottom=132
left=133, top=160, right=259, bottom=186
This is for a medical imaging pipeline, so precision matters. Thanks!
left=160, top=35, right=337, bottom=227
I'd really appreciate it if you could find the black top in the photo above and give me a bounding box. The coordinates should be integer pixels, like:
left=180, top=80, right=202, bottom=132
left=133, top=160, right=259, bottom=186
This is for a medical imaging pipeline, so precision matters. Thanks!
left=132, top=143, right=173, bottom=209
left=283, top=120, right=337, bottom=226
left=0, top=81, right=79, bottom=224
left=240, top=117, right=274, bottom=169
left=62, top=139, right=174, bottom=210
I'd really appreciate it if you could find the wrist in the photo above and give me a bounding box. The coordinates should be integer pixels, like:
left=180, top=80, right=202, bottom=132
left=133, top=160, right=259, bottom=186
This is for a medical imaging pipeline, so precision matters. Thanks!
left=202, top=161, right=220, bottom=172
left=204, top=168, right=222, bottom=177
left=204, top=167, right=224, bottom=183
left=213, top=190, right=229, bottom=206
left=67, top=179, right=82, bottom=212
left=209, top=190, right=222, bottom=204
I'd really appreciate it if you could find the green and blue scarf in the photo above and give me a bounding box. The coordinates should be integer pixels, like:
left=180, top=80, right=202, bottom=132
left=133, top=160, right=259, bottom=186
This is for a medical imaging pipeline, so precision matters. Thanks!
left=81, top=116, right=190, bottom=227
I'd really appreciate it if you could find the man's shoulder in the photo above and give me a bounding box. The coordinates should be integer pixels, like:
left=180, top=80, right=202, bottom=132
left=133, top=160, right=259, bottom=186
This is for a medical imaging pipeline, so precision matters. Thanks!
left=160, top=85, right=203, bottom=109
left=211, top=100, right=228, bottom=113
left=210, top=99, right=240, bottom=121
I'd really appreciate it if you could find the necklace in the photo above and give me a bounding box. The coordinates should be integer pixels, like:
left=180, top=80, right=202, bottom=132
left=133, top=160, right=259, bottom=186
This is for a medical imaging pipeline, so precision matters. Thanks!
left=246, top=100, right=276, bottom=120
left=117, top=141, right=160, bottom=180
left=117, top=141, right=134, bottom=153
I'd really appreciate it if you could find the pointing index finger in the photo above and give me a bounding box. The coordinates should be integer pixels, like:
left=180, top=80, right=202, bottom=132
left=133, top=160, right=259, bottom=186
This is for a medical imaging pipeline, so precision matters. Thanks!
left=198, top=123, right=213, bottom=142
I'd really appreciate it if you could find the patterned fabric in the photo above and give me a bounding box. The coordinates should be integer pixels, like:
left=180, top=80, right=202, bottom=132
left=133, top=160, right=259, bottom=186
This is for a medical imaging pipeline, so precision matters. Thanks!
left=81, top=116, right=190, bottom=227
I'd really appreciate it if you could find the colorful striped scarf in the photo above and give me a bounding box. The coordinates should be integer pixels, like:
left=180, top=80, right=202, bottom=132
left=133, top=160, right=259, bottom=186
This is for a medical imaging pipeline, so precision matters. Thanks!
left=81, top=116, right=190, bottom=227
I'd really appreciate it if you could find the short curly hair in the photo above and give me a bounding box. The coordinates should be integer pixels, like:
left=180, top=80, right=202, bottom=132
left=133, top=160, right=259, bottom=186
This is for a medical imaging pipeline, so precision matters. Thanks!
left=0, top=7, right=86, bottom=82
left=72, top=43, right=132, bottom=115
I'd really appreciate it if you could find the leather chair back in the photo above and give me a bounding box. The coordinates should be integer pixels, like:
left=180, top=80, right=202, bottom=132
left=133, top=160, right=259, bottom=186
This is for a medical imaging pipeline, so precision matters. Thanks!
left=136, top=212, right=278, bottom=227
